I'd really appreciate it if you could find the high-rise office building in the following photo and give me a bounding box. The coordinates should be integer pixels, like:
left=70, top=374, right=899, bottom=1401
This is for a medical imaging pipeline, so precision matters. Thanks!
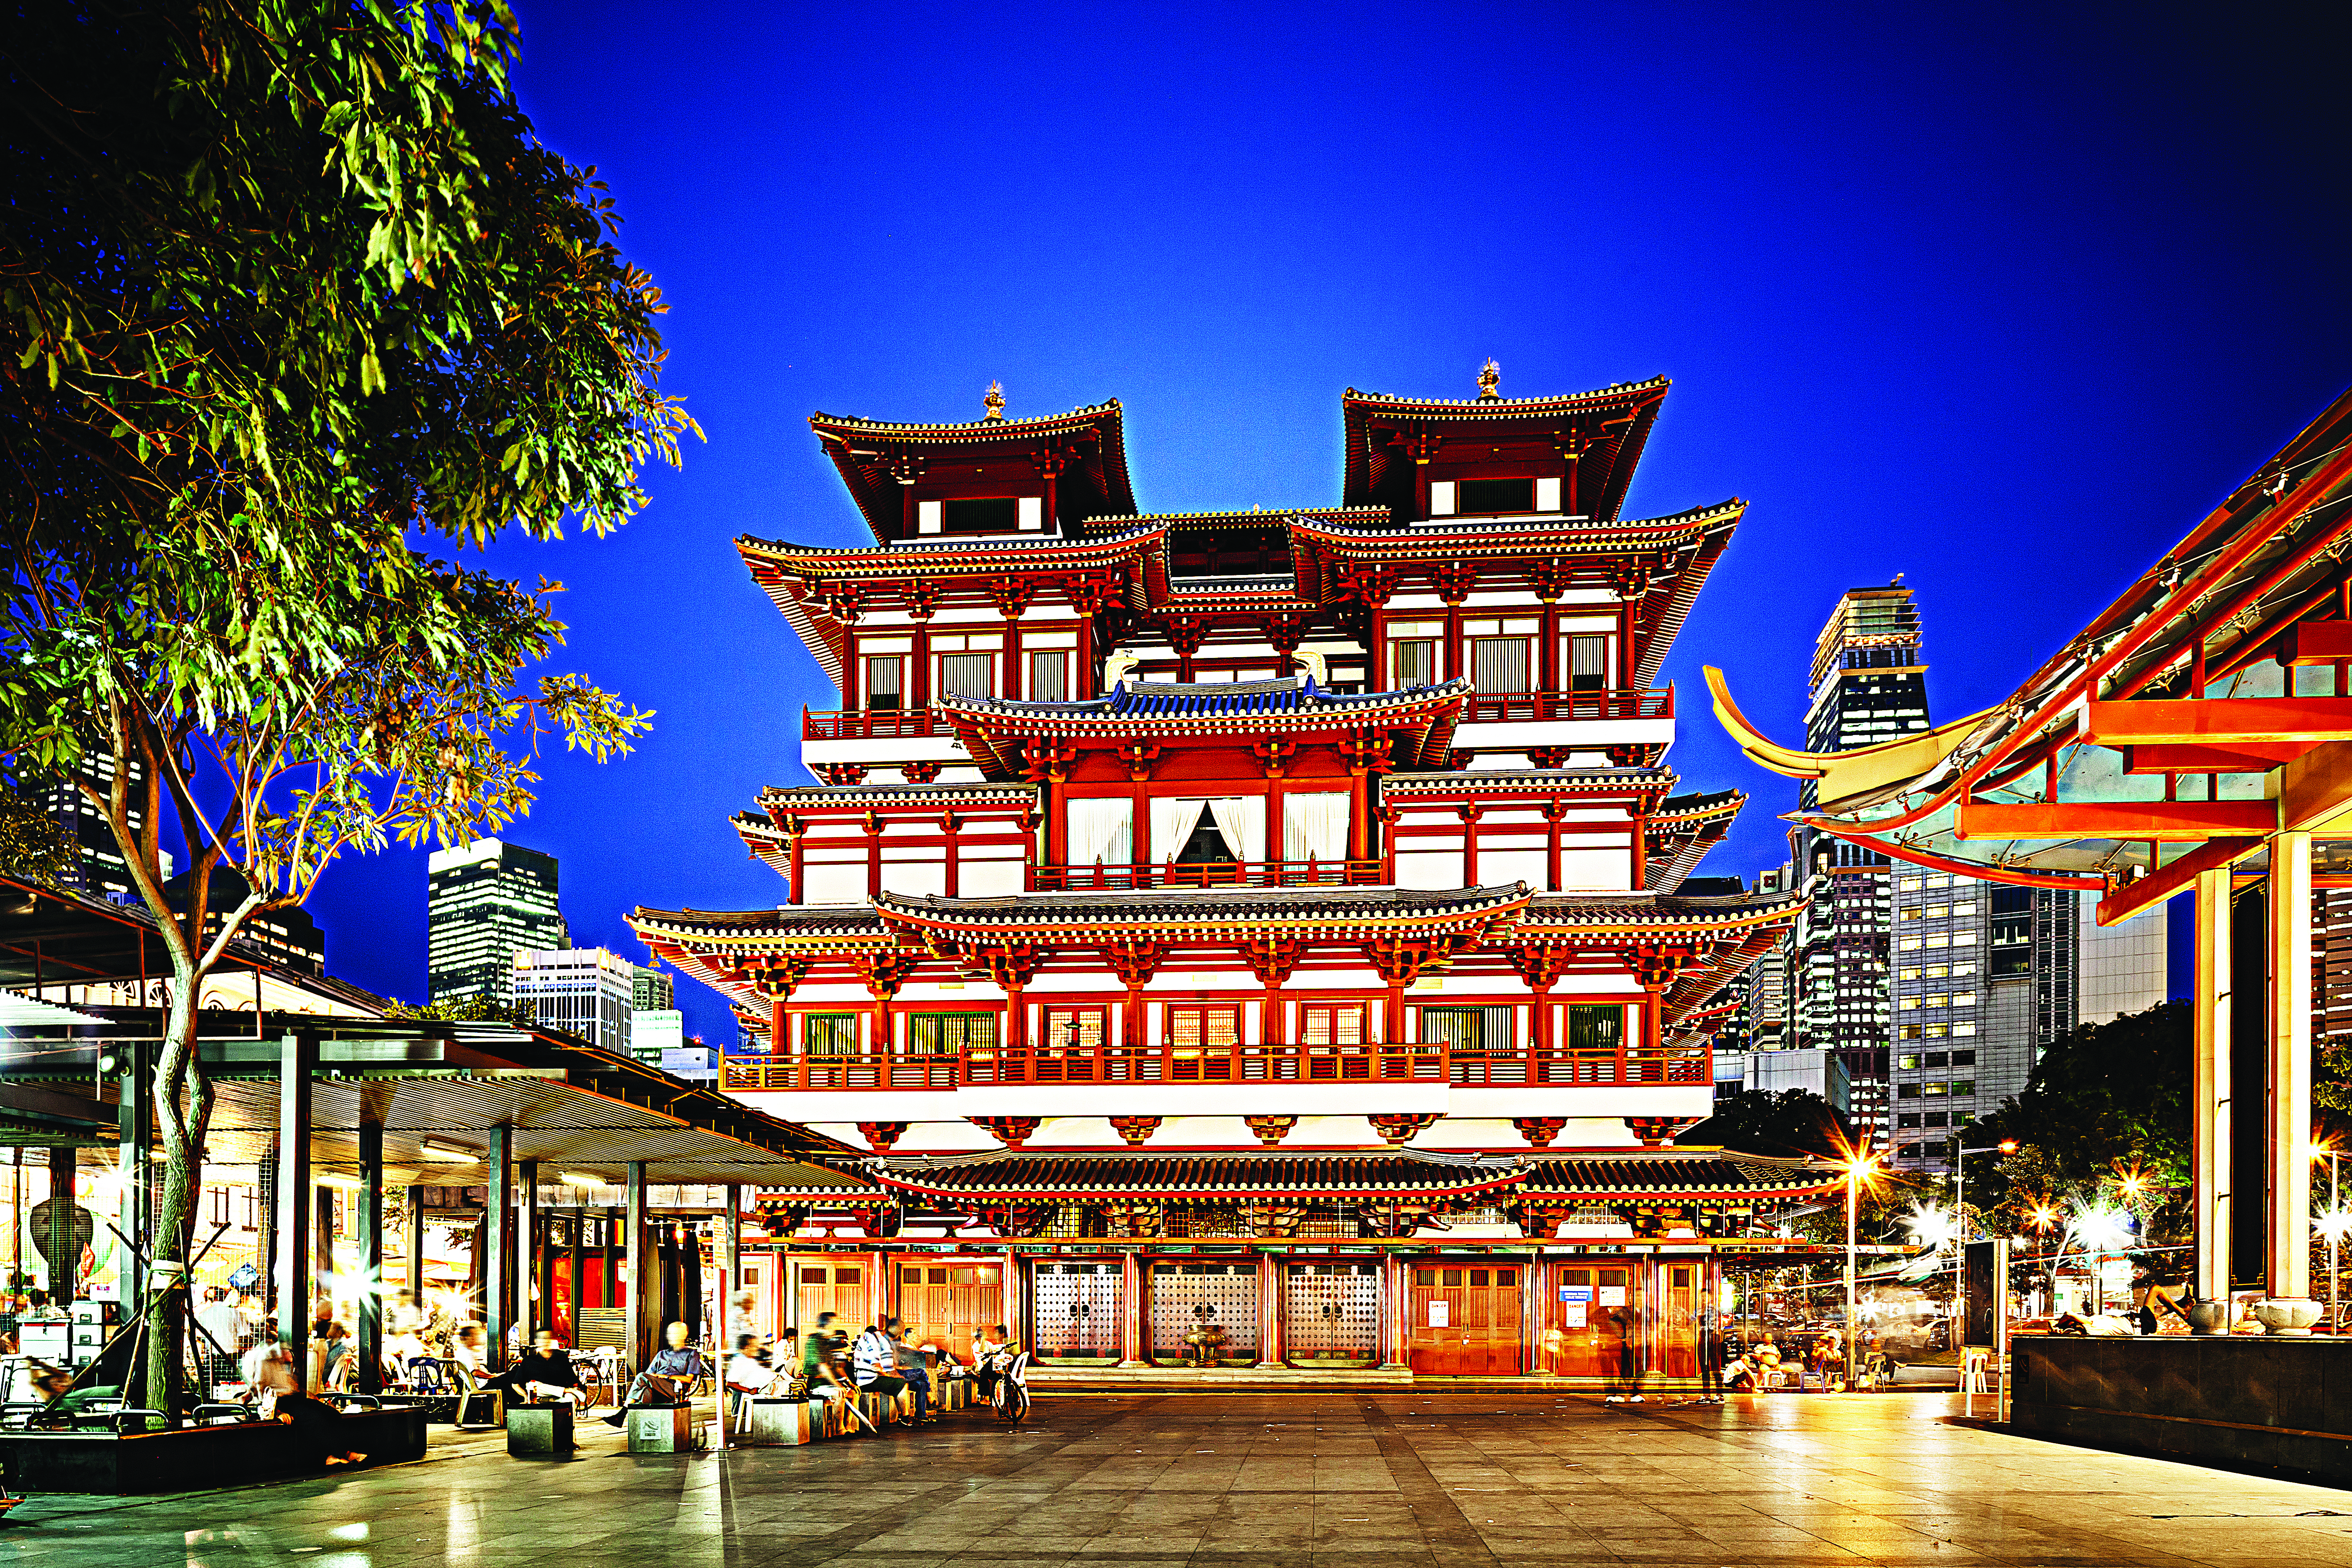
left=162, top=864, right=326, bottom=975
left=34, top=749, right=167, bottom=903
left=512, top=946, right=636, bottom=1055
left=2079, top=902, right=2169, bottom=1026
left=1790, top=583, right=2080, bottom=1163
left=633, top=963, right=674, bottom=1012
left=1785, top=585, right=1935, bottom=1148
left=427, top=838, right=565, bottom=1004
left=1886, top=872, right=2076, bottom=1166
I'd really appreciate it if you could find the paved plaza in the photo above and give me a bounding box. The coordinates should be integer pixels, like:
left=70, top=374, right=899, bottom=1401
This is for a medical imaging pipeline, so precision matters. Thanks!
left=6, top=1392, right=2349, bottom=1568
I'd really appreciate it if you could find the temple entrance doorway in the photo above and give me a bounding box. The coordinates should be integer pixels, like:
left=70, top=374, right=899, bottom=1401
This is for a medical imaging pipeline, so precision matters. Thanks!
left=1408, top=1261, right=1523, bottom=1374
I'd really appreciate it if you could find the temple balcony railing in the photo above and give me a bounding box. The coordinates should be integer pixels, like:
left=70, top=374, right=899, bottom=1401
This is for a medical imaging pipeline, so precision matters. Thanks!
left=1447, top=1044, right=1712, bottom=1086
left=802, top=707, right=949, bottom=740
left=719, top=1042, right=1710, bottom=1092
left=722, top=1052, right=959, bottom=1091
left=963, top=1041, right=1449, bottom=1086
left=1031, top=859, right=1385, bottom=891
left=1461, top=687, right=1672, bottom=725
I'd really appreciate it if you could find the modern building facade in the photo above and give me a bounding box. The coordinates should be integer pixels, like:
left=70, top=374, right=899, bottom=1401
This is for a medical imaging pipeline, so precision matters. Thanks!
left=512, top=946, right=636, bottom=1056
left=34, top=748, right=164, bottom=904
left=161, top=864, right=326, bottom=975
left=2079, top=901, right=2169, bottom=1026
left=1784, top=585, right=2080, bottom=1168
left=634, top=963, right=674, bottom=1012
left=427, top=838, right=565, bottom=1004
left=629, top=372, right=1839, bottom=1382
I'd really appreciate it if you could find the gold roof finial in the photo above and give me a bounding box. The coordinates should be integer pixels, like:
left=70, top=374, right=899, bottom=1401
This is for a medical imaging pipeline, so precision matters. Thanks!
left=1476, top=358, right=1501, bottom=401
left=982, top=381, right=1006, bottom=422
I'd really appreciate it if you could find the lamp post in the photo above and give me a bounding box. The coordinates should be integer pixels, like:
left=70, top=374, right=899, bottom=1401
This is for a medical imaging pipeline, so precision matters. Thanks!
left=2319, top=1142, right=2343, bottom=1331
left=1844, top=1150, right=1875, bottom=1390
left=1950, top=1137, right=2019, bottom=1355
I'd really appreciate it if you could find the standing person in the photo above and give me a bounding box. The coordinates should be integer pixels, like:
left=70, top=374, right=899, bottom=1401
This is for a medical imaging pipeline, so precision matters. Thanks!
left=1696, top=1308, right=1723, bottom=1404
left=1600, top=1308, right=1631, bottom=1404
left=195, top=1287, right=244, bottom=1394
left=602, top=1320, right=712, bottom=1426
left=239, top=1318, right=284, bottom=1395
left=450, top=1323, right=490, bottom=1384
left=1617, top=1307, right=1645, bottom=1403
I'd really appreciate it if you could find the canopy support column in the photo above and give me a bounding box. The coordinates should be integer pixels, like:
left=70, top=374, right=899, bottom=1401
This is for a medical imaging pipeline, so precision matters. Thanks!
left=45, top=1147, right=75, bottom=1306
left=404, top=1184, right=425, bottom=1324
left=485, top=1124, right=513, bottom=1372
left=517, top=1158, right=539, bottom=1339
left=627, top=1162, right=656, bottom=1369
left=1117, top=1251, right=1145, bottom=1368
left=2193, top=867, right=2233, bottom=1308
left=355, top=1118, right=384, bottom=1393
left=273, top=1032, right=316, bottom=1385
left=717, top=1186, right=739, bottom=1451
left=2265, top=831, right=2317, bottom=1322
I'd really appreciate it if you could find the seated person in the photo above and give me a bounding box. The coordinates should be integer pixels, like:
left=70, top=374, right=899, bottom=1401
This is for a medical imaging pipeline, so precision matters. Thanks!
left=491, top=1328, right=588, bottom=1408
left=450, top=1323, right=490, bottom=1387
left=726, top=1332, right=783, bottom=1408
left=801, top=1312, right=851, bottom=1398
left=602, top=1320, right=712, bottom=1426
left=971, top=1324, right=1014, bottom=1401
left=889, top=1320, right=935, bottom=1424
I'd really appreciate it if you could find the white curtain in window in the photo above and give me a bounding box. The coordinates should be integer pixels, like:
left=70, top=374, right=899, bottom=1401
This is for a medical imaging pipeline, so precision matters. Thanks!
left=1066, top=798, right=1133, bottom=866
left=1282, top=792, right=1350, bottom=863
left=1205, top=796, right=1266, bottom=862
left=1150, top=797, right=1205, bottom=863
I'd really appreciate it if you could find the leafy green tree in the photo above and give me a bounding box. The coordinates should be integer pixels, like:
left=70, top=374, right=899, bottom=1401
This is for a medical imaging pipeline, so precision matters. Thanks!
left=1, top=1, right=691, bottom=1416
left=1969, top=1003, right=2190, bottom=1243
left=385, top=992, right=538, bottom=1027
left=0, top=774, right=74, bottom=886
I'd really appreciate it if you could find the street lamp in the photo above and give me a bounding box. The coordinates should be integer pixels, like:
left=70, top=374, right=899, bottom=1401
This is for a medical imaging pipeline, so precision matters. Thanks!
left=1844, top=1149, right=1879, bottom=1389
left=1951, top=1137, right=2018, bottom=1355
left=2317, top=1143, right=2345, bottom=1332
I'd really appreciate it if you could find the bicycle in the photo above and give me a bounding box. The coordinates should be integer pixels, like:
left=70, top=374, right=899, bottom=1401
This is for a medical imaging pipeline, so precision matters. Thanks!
left=986, top=1349, right=1030, bottom=1425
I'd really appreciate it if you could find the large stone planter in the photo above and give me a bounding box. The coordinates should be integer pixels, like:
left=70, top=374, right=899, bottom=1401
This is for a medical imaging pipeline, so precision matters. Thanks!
left=2253, top=1298, right=2322, bottom=1336
left=2187, top=1300, right=2231, bottom=1335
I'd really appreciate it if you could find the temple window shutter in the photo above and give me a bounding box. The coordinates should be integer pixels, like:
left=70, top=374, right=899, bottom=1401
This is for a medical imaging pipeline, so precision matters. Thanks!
left=1535, top=475, right=1563, bottom=511
left=1429, top=481, right=1456, bottom=516
left=803, top=1013, right=858, bottom=1057
left=938, top=653, right=994, bottom=699
left=1565, top=1005, right=1624, bottom=1053
left=1570, top=636, right=1607, bottom=694
left=1473, top=637, right=1531, bottom=694
left=1027, top=650, right=1068, bottom=701
left=864, top=656, right=904, bottom=711
left=917, top=500, right=943, bottom=534
left=1393, top=639, right=1435, bottom=689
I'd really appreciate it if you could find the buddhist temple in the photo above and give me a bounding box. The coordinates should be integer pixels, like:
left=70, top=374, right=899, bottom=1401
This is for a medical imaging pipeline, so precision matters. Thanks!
left=628, top=368, right=1831, bottom=1381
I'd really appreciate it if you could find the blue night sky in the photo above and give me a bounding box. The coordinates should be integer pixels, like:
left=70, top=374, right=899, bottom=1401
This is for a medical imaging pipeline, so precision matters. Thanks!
left=301, top=1, right=2352, bottom=1043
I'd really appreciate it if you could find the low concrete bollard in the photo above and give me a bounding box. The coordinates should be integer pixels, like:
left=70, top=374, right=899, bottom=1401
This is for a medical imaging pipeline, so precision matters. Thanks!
left=747, top=1397, right=808, bottom=1446
left=626, top=1404, right=694, bottom=1454
left=857, top=1392, right=888, bottom=1431
left=507, top=1403, right=574, bottom=1457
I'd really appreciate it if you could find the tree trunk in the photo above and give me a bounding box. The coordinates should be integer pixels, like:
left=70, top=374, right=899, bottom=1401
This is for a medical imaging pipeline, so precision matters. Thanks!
left=143, top=980, right=202, bottom=1425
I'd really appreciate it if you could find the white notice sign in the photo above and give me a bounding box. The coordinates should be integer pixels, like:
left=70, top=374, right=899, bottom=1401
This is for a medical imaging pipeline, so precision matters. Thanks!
left=1564, top=1303, right=1589, bottom=1328
left=1427, top=1300, right=1450, bottom=1328
left=1598, top=1287, right=1628, bottom=1307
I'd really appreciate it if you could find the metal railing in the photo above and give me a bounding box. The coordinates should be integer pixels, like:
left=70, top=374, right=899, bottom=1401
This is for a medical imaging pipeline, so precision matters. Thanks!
left=723, top=1042, right=1708, bottom=1091
left=802, top=708, right=947, bottom=740
left=1462, top=687, right=1673, bottom=725
left=1032, top=859, right=1384, bottom=891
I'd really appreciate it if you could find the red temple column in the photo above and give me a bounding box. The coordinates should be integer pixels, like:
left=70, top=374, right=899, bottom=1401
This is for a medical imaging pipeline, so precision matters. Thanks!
left=1373, top=1251, right=1392, bottom=1373
left=1119, top=1251, right=1146, bottom=1367
left=1256, top=1252, right=1283, bottom=1369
